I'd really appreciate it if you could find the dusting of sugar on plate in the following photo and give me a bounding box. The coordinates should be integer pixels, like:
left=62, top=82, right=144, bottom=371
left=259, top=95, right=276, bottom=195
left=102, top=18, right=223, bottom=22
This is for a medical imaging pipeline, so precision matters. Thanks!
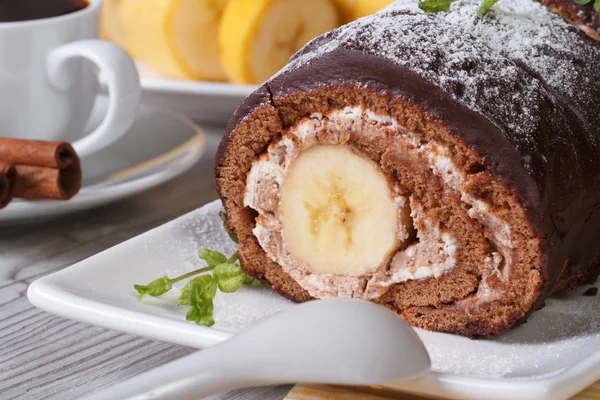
left=166, top=201, right=600, bottom=381
left=421, top=290, right=600, bottom=379
left=168, top=201, right=293, bottom=332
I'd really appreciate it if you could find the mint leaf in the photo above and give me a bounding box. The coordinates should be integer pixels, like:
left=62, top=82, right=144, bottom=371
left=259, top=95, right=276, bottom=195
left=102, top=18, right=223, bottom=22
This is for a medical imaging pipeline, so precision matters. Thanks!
left=243, top=276, right=256, bottom=285
left=573, top=0, right=592, bottom=4
left=214, top=263, right=247, bottom=293
left=478, top=0, right=500, bottom=16
left=595, top=0, right=600, bottom=13
left=186, top=302, right=215, bottom=327
left=178, top=274, right=218, bottom=306
left=134, top=276, right=172, bottom=300
left=177, top=280, right=193, bottom=306
left=184, top=275, right=217, bottom=326
left=190, top=275, right=218, bottom=302
left=419, top=0, right=456, bottom=13
left=198, top=248, right=227, bottom=267
left=219, top=211, right=239, bottom=244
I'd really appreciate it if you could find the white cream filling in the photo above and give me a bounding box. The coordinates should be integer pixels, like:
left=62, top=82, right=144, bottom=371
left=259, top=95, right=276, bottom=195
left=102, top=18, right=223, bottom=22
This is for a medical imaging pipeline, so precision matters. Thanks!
left=244, top=107, right=513, bottom=299
left=390, top=244, right=450, bottom=282
left=423, top=142, right=515, bottom=253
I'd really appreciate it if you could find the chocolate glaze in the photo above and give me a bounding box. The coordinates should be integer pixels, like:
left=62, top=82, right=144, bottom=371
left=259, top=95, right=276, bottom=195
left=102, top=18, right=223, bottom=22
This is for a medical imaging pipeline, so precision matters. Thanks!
left=217, top=1, right=600, bottom=318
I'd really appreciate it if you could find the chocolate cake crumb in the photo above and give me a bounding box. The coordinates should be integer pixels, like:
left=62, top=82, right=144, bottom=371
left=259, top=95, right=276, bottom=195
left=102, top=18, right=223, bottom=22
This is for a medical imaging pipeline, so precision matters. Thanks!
left=583, top=287, right=598, bottom=297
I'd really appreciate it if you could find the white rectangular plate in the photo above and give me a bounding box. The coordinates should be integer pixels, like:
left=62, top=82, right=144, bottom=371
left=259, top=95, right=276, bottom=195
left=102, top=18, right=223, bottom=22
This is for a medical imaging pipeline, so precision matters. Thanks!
left=28, top=201, right=600, bottom=400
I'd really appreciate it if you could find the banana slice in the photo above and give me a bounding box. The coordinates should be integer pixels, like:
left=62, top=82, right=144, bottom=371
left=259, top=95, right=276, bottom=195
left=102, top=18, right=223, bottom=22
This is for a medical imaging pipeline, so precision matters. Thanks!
left=332, top=0, right=356, bottom=22
left=352, top=0, right=395, bottom=19
left=219, top=0, right=339, bottom=84
left=280, top=145, right=401, bottom=275
left=119, top=0, right=228, bottom=80
left=333, top=0, right=394, bottom=22
left=101, top=0, right=126, bottom=47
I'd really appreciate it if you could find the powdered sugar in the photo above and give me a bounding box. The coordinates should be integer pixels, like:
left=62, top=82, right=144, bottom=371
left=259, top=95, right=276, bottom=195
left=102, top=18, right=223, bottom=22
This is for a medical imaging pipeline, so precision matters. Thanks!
left=420, top=286, right=600, bottom=379
left=176, top=202, right=600, bottom=380
left=174, top=201, right=292, bottom=333
left=273, top=0, right=600, bottom=175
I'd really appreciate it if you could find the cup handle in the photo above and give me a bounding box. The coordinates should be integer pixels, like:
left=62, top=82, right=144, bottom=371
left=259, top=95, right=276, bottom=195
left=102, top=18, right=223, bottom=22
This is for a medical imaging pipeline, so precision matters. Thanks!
left=46, top=40, right=141, bottom=158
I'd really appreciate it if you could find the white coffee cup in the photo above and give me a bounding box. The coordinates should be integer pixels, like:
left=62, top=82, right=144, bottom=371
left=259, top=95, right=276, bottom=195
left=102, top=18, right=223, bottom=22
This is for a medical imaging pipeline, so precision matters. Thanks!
left=0, top=0, right=140, bottom=157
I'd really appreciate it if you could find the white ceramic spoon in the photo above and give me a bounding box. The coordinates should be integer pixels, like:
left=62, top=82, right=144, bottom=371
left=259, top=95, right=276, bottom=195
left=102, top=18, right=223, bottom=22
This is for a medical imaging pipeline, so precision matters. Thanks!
left=82, top=299, right=430, bottom=400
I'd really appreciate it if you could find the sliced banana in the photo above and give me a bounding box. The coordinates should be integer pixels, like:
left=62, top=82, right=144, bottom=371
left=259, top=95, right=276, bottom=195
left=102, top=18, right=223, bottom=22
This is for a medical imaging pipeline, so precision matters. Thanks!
left=351, top=0, right=395, bottom=19
left=333, top=0, right=394, bottom=22
left=331, top=0, right=356, bottom=22
left=101, top=0, right=126, bottom=47
left=119, top=0, right=228, bottom=80
left=280, top=145, right=401, bottom=275
left=219, top=0, right=339, bottom=84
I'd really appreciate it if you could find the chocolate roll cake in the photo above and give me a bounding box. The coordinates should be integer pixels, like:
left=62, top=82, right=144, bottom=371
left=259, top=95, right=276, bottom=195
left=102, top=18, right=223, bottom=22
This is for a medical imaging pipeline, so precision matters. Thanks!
left=215, top=0, right=600, bottom=337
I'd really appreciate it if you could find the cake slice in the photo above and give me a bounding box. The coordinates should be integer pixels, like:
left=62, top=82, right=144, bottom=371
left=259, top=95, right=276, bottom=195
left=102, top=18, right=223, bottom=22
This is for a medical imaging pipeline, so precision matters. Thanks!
left=215, top=0, right=600, bottom=338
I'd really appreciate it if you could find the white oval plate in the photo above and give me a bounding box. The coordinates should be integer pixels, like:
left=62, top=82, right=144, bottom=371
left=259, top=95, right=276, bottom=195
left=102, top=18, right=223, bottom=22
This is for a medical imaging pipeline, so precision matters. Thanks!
left=0, top=97, right=206, bottom=223
left=102, top=63, right=259, bottom=123
left=27, top=200, right=600, bottom=400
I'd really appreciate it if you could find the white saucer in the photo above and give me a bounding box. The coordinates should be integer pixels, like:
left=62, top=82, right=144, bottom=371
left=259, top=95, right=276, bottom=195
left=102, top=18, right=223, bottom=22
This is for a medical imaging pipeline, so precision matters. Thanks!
left=101, top=63, right=258, bottom=123
left=0, top=97, right=205, bottom=223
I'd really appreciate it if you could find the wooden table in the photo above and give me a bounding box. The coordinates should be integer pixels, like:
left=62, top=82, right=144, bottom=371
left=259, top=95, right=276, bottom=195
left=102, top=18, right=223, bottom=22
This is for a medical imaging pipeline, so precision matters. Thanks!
left=0, top=126, right=292, bottom=399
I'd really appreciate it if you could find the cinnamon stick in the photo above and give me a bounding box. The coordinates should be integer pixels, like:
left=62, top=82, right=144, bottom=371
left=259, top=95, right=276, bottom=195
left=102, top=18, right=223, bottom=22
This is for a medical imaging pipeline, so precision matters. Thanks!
left=0, top=138, right=82, bottom=201
left=0, top=138, right=77, bottom=169
left=0, top=162, right=16, bottom=209
left=13, top=164, right=81, bottom=200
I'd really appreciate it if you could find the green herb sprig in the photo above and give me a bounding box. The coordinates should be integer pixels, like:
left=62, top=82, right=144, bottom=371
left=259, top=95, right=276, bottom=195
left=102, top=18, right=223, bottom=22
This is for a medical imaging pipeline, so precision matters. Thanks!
left=418, top=0, right=457, bottom=13
left=477, top=0, right=500, bottom=16
left=134, top=213, right=255, bottom=327
left=421, top=0, right=599, bottom=17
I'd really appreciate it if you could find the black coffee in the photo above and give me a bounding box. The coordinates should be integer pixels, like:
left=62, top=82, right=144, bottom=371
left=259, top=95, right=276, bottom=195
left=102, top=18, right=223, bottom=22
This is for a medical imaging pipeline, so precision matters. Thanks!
left=0, top=0, right=89, bottom=22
